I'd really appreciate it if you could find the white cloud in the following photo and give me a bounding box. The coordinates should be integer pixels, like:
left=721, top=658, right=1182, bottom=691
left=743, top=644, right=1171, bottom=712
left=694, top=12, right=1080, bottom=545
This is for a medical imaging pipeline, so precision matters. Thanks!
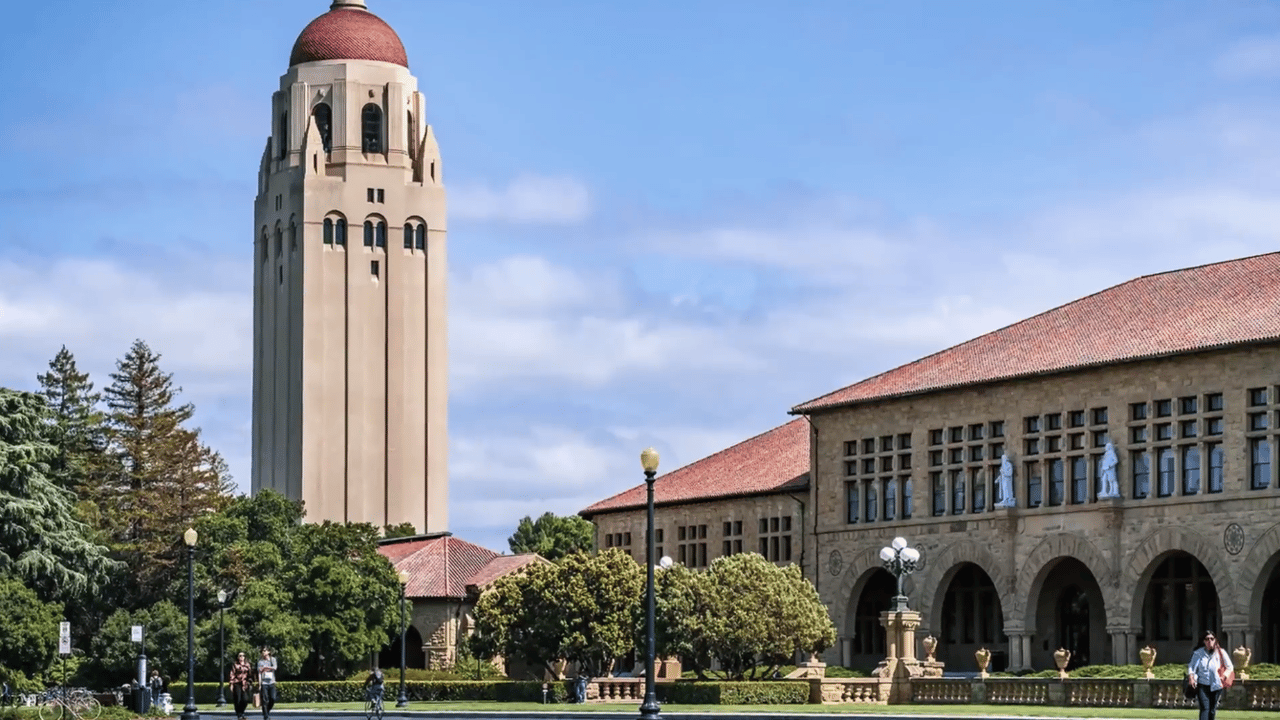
left=451, top=174, right=591, bottom=224
left=1216, top=35, right=1280, bottom=78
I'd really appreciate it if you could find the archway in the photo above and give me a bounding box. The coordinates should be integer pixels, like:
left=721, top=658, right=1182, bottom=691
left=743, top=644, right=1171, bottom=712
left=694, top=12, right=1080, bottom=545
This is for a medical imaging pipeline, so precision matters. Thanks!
left=379, top=625, right=425, bottom=671
left=1263, top=564, right=1280, bottom=663
left=848, top=569, right=895, bottom=671
left=1029, top=557, right=1107, bottom=670
left=939, top=563, right=1006, bottom=671
left=1136, top=552, right=1220, bottom=664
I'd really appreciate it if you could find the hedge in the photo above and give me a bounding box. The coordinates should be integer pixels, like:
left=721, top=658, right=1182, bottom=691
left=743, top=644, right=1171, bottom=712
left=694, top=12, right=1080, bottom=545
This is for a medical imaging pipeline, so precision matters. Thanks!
left=185, top=680, right=573, bottom=704
left=657, top=681, right=809, bottom=705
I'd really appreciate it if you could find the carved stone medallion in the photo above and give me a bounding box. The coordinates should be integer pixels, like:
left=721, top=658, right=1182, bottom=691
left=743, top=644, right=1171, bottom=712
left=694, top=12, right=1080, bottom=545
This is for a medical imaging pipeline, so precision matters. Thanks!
left=828, top=549, right=844, bottom=577
left=1224, top=523, right=1245, bottom=556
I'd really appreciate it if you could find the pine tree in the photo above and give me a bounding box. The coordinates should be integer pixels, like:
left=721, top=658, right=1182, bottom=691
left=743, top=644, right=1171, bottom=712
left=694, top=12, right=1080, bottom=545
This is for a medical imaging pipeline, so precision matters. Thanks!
left=101, top=339, right=234, bottom=604
left=35, top=346, right=108, bottom=495
left=0, top=387, right=119, bottom=603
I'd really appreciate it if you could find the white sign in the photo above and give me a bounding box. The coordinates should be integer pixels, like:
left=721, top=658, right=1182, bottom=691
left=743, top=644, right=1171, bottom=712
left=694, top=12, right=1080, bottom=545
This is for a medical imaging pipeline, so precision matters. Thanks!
left=58, top=622, right=71, bottom=655
left=131, top=625, right=143, bottom=643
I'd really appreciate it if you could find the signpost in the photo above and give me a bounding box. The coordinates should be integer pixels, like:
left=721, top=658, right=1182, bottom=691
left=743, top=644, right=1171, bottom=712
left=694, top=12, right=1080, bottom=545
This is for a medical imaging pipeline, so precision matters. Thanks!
left=58, top=622, right=70, bottom=720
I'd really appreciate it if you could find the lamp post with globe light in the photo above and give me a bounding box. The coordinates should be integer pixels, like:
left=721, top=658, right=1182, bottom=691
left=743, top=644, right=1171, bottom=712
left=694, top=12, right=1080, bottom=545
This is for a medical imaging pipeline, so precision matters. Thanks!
left=396, top=569, right=410, bottom=708
left=181, top=528, right=200, bottom=720
left=638, top=447, right=662, bottom=720
left=878, top=537, right=921, bottom=612
left=216, top=589, right=228, bottom=708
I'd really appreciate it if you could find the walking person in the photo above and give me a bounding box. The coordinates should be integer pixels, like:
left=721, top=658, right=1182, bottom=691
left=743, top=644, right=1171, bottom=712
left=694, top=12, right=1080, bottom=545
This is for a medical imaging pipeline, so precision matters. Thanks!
left=148, top=670, right=164, bottom=706
left=1188, top=630, right=1234, bottom=720
left=256, top=647, right=279, bottom=720
left=228, top=652, right=254, bottom=720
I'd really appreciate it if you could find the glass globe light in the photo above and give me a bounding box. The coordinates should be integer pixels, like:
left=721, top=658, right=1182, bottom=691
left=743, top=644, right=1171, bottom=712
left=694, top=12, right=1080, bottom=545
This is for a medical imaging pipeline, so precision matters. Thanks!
left=892, top=536, right=907, bottom=551
left=879, top=546, right=895, bottom=562
left=640, top=447, right=660, bottom=473
left=902, top=547, right=921, bottom=563
left=183, top=528, right=198, bottom=547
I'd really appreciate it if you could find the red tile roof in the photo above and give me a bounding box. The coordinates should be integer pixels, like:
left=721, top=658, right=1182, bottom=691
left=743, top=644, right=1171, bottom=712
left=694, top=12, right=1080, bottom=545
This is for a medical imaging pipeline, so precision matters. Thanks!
left=378, top=535, right=542, bottom=599
left=792, top=252, right=1280, bottom=414
left=290, top=3, right=409, bottom=68
left=580, top=418, right=810, bottom=516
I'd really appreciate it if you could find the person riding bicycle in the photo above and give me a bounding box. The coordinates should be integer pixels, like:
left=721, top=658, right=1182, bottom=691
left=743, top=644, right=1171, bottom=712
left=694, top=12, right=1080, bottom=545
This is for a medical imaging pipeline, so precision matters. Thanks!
left=364, top=667, right=385, bottom=704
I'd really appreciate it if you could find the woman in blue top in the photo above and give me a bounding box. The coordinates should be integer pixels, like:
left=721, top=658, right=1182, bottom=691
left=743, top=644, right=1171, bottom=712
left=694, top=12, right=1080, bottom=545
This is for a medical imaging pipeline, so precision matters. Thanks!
left=1187, top=630, right=1233, bottom=720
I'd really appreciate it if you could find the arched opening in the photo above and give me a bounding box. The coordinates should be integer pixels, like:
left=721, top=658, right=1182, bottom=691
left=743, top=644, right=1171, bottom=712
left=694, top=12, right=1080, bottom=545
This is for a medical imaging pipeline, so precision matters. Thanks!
left=289, top=219, right=297, bottom=251
left=379, top=625, right=425, bottom=671
left=1137, top=552, right=1220, bottom=664
left=324, top=218, right=334, bottom=246
left=362, top=103, right=384, bottom=153
left=415, top=224, right=425, bottom=250
left=313, top=103, right=332, bottom=153
left=274, top=226, right=283, bottom=257
left=406, top=110, right=416, bottom=153
left=1030, top=557, right=1107, bottom=670
left=1261, top=560, right=1280, bottom=663
left=335, top=218, right=347, bottom=247
left=939, top=563, right=1006, bottom=671
left=848, top=569, right=894, bottom=671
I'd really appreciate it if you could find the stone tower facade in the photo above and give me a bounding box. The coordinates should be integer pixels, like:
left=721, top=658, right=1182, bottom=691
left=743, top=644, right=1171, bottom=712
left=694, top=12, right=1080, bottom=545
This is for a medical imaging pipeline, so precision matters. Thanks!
left=251, top=0, right=448, bottom=533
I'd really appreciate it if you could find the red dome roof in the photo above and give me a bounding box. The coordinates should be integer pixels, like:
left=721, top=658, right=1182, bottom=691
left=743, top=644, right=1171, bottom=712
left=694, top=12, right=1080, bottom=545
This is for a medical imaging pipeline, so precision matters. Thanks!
left=289, top=2, right=408, bottom=69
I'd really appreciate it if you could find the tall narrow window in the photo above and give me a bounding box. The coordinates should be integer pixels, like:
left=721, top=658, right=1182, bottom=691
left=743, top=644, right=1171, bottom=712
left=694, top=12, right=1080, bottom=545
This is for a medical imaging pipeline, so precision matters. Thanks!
left=335, top=218, right=347, bottom=246
left=971, top=468, right=985, bottom=512
left=902, top=477, right=912, bottom=519
left=362, top=103, right=383, bottom=153
left=1208, top=443, right=1224, bottom=493
left=1252, top=438, right=1271, bottom=490
left=1071, top=457, right=1087, bottom=504
left=846, top=482, right=859, bottom=524
left=1048, top=459, right=1064, bottom=506
left=1027, top=463, right=1043, bottom=508
left=950, top=469, right=965, bottom=515
left=884, top=479, right=896, bottom=521
left=313, top=103, right=332, bottom=152
left=289, top=221, right=297, bottom=251
left=407, top=110, right=416, bottom=153
left=274, top=227, right=282, bottom=257
left=931, top=472, right=945, bottom=516
left=1182, top=446, right=1200, bottom=495
left=363, top=221, right=374, bottom=247
left=375, top=221, right=386, bottom=248
left=1133, top=451, right=1150, bottom=499
left=323, top=218, right=333, bottom=245
left=403, top=224, right=414, bottom=249
left=1157, top=448, right=1175, bottom=497
left=865, top=482, right=877, bottom=523
left=415, top=224, right=425, bottom=250
left=278, top=111, right=289, bottom=159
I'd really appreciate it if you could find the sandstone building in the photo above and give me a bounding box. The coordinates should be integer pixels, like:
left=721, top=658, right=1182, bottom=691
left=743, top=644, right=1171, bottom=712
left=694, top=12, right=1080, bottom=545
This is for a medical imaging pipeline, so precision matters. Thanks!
left=251, top=0, right=449, bottom=533
left=584, top=252, right=1280, bottom=674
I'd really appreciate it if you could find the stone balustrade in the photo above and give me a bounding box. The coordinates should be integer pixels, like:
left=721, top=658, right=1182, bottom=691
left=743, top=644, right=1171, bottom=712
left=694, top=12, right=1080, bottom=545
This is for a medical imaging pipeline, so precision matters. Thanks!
left=815, top=678, right=886, bottom=704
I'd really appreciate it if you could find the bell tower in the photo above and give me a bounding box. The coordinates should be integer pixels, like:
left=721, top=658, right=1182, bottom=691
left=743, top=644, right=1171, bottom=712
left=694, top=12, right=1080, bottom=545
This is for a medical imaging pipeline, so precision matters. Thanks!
left=251, top=0, right=448, bottom=533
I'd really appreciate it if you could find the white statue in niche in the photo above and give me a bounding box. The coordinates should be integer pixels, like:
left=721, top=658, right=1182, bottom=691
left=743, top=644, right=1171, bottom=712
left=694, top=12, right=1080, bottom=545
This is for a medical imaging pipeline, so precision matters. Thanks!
left=1097, top=441, right=1121, bottom=499
left=994, top=453, right=1016, bottom=508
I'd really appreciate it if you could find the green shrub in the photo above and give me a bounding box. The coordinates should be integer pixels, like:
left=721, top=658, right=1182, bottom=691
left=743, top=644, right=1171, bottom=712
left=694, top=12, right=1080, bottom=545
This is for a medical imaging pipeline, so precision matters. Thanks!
left=1247, top=663, right=1280, bottom=680
left=823, top=666, right=870, bottom=678
left=187, top=680, right=571, bottom=704
left=658, top=681, right=807, bottom=705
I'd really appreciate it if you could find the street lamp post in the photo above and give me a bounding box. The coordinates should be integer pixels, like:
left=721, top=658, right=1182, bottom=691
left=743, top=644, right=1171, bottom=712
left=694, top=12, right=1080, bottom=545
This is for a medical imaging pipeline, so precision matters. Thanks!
left=181, top=528, right=200, bottom=720
left=638, top=447, right=662, bottom=720
left=878, top=536, right=922, bottom=611
left=396, top=569, right=409, bottom=708
left=215, top=590, right=227, bottom=708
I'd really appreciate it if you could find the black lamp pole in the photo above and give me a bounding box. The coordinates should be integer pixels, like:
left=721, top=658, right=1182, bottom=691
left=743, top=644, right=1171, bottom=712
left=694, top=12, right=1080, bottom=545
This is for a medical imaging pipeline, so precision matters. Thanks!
left=181, top=529, right=200, bottom=720
left=638, top=447, right=661, bottom=720
left=396, top=578, right=408, bottom=708
left=215, top=591, right=227, bottom=708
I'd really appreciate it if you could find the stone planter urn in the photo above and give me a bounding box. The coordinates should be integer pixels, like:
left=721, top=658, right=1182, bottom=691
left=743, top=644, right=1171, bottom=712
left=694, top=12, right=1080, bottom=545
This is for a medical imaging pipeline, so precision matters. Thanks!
left=922, top=635, right=937, bottom=662
left=974, top=647, right=991, bottom=678
left=1139, top=646, right=1157, bottom=679
left=1233, top=646, right=1252, bottom=681
left=1053, top=648, right=1071, bottom=679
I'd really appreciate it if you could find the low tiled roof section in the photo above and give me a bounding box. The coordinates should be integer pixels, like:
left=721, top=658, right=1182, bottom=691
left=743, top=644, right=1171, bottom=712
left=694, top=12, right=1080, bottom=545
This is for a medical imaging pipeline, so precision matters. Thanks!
left=792, top=252, right=1280, bottom=413
left=378, top=535, right=498, bottom=599
left=465, top=554, right=545, bottom=591
left=580, top=418, right=810, bottom=515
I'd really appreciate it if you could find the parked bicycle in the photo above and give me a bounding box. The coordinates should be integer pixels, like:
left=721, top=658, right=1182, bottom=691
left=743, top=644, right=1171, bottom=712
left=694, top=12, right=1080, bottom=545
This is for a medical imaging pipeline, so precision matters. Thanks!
left=37, top=688, right=102, bottom=720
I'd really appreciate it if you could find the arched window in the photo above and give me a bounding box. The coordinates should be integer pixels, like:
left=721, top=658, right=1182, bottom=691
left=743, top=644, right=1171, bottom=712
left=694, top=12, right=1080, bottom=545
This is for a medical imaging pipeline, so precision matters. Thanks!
left=289, top=219, right=297, bottom=251
left=375, top=221, right=386, bottom=248
left=313, top=103, right=332, bottom=153
left=362, top=103, right=383, bottom=153
left=324, top=218, right=334, bottom=245
left=415, top=224, right=425, bottom=250
left=335, top=218, right=347, bottom=246
left=260, top=230, right=269, bottom=262
left=363, top=221, right=374, bottom=247
left=274, top=226, right=283, bottom=257
left=278, top=111, right=289, bottom=159
left=403, top=223, right=413, bottom=249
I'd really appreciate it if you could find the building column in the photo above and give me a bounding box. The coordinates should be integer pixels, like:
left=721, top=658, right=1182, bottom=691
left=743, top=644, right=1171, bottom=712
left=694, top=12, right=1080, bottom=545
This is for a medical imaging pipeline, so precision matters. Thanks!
left=1108, top=629, right=1130, bottom=665
left=840, top=637, right=853, bottom=667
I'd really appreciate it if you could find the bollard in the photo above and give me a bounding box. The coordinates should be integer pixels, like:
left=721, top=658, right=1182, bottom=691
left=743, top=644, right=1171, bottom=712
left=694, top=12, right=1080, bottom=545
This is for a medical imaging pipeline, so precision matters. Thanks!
left=541, top=683, right=548, bottom=704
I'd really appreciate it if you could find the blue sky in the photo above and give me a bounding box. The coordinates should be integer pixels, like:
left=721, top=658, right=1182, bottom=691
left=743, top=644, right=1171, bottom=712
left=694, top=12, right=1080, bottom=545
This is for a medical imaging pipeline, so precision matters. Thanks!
left=5, top=0, right=1280, bottom=552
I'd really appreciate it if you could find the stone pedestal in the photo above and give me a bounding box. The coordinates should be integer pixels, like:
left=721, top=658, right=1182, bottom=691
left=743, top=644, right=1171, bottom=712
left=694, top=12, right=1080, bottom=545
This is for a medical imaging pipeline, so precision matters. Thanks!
left=873, top=608, right=941, bottom=703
